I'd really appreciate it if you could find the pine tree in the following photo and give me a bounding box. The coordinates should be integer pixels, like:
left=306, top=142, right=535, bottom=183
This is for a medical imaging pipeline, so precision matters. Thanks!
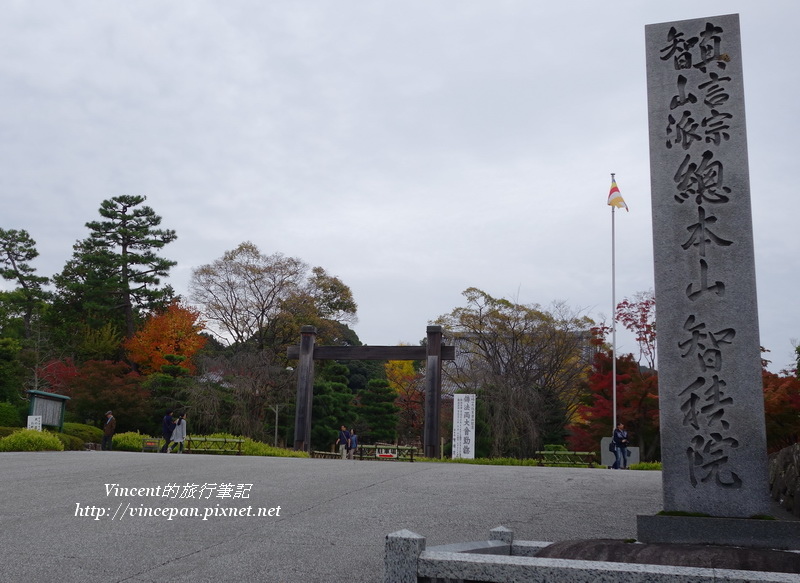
left=53, top=195, right=177, bottom=338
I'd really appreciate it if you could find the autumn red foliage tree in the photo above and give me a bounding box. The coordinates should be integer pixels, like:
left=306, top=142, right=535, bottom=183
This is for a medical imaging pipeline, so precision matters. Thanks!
left=36, top=358, right=79, bottom=397
left=566, top=346, right=660, bottom=460
left=67, top=360, right=148, bottom=431
left=762, top=367, right=800, bottom=452
left=124, top=301, right=207, bottom=375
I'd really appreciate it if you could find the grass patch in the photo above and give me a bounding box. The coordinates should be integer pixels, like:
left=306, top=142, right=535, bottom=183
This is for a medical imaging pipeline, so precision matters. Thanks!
left=417, top=456, right=596, bottom=467
left=629, top=461, right=662, bottom=471
left=657, top=510, right=712, bottom=517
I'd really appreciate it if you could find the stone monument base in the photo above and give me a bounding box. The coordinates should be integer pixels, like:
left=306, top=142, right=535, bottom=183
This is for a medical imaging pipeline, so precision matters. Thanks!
left=637, top=514, right=800, bottom=550
left=384, top=526, right=800, bottom=582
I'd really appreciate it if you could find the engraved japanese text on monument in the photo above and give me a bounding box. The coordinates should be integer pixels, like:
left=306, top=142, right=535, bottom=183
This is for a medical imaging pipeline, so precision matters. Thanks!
left=645, top=14, right=770, bottom=516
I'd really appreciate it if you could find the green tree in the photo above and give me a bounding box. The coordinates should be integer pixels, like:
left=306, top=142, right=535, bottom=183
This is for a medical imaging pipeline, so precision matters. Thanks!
left=0, top=338, right=25, bottom=403
left=53, top=195, right=177, bottom=338
left=310, top=362, right=353, bottom=450
left=357, top=378, right=399, bottom=444
left=0, top=228, right=50, bottom=339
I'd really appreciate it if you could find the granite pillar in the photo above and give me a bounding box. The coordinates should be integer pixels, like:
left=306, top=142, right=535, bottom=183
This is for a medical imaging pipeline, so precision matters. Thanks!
left=645, top=13, right=770, bottom=517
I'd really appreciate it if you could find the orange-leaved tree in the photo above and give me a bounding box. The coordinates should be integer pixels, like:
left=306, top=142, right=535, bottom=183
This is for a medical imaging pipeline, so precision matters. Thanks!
left=124, top=301, right=207, bottom=375
left=385, top=358, right=424, bottom=446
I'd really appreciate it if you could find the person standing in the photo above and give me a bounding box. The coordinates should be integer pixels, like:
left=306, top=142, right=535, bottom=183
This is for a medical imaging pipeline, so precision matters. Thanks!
left=347, top=428, right=358, bottom=460
left=101, top=411, right=116, bottom=451
left=612, top=422, right=630, bottom=469
left=335, top=425, right=350, bottom=460
left=160, top=409, right=176, bottom=453
left=170, top=412, right=187, bottom=453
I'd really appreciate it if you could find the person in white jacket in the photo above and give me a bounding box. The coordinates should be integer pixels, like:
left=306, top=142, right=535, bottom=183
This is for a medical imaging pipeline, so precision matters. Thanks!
left=170, top=413, right=188, bottom=453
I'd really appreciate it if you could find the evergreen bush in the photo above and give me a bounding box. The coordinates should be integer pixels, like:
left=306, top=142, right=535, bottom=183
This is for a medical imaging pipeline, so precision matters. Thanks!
left=0, top=402, right=22, bottom=426
left=240, top=438, right=309, bottom=458
left=47, top=431, right=86, bottom=451
left=62, top=422, right=104, bottom=444
left=112, top=431, right=155, bottom=452
left=0, top=429, right=65, bottom=452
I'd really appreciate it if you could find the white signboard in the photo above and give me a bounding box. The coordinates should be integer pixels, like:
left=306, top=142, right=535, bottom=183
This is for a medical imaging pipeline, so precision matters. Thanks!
left=375, top=446, right=398, bottom=459
left=27, top=415, right=42, bottom=431
left=452, top=394, right=476, bottom=459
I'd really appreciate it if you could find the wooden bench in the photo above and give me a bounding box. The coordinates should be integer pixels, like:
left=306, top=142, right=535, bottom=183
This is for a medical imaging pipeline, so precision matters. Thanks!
left=532, top=450, right=597, bottom=467
left=311, top=451, right=342, bottom=459
left=311, top=445, right=417, bottom=461
left=185, top=436, right=243, bottom=455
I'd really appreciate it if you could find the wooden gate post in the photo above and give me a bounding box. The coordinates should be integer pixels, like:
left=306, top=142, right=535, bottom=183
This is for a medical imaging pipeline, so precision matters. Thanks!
left=423, top=325, right=443, bottom=458
left=293, top=326, right=316, bottom=451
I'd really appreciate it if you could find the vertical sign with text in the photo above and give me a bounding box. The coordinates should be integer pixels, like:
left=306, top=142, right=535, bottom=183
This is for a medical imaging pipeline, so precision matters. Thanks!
left=452, top=394, right=476, bottom=459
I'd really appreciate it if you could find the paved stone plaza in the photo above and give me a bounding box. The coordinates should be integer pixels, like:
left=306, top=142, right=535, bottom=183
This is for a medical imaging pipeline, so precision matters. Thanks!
left=1, top=451, right=663, bottom=582
left=35, top=450, right=800, bottom=583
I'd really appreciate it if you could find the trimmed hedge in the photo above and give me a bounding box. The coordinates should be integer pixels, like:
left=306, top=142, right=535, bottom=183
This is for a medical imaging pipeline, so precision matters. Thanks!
left=62, top=422, right=104, bottom=444
left=113, top=431, right=156, bottom=452
left=0, top=429, right=65, bottom=452
left=240, top=438, right=309, bottom=458
left=47, top=431, right=86, bottom=451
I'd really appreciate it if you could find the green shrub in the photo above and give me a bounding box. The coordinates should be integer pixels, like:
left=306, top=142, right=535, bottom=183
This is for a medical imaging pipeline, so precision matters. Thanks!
left=62, top=422, right=104, bottom=444
left=629, top=461, right=662, bottom=471
left=113, top=431, right=156, bottom=452
left=0, top=402, right=22, bottom=426
left=543, top=444, right=568, bottom=451
left=240, top=438, right=309, bottom=458
left=0, top=426, right=19, bottom=438
left=47, top=431, right=86, bottom=451
left=0, top=429, right=65, bottom=452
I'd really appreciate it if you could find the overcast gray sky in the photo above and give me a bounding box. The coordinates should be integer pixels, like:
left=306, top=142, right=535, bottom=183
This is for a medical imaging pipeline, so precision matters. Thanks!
left=2, top=1, right=797, bottom=372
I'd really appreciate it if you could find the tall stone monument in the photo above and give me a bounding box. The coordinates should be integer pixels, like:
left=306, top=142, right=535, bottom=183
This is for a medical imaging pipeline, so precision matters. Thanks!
left=645, top=14, right=771, bottom=518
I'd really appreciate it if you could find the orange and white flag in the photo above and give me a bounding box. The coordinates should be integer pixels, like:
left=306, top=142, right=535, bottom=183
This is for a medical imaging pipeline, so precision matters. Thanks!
left=607, top=178, right=628, bottom=211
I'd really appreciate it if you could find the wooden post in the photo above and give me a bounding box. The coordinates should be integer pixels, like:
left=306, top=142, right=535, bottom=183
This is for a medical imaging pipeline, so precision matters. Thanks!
left=423, top=325, right=443, bottom=458
left=293, top=326, right=316, bottom=451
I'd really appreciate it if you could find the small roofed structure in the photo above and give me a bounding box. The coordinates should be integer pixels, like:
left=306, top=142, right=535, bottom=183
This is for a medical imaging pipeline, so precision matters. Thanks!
left=26, top=390, right=70, bottom=432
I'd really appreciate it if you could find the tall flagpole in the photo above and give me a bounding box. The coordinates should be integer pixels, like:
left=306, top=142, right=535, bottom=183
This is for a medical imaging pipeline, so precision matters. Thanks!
left=610, top=172, right=618, bottom=431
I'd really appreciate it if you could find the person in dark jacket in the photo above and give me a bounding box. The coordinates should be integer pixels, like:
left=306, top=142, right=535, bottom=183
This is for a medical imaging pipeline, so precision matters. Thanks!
left=101, top=411, right=116, bottom=451
left=335, top=425, right=350, bottom=460
left=160, top=409, right=176, bottom=453
left=611, top=422, right=630, bottom=469
left=347, top=429, right=358, bottom=460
